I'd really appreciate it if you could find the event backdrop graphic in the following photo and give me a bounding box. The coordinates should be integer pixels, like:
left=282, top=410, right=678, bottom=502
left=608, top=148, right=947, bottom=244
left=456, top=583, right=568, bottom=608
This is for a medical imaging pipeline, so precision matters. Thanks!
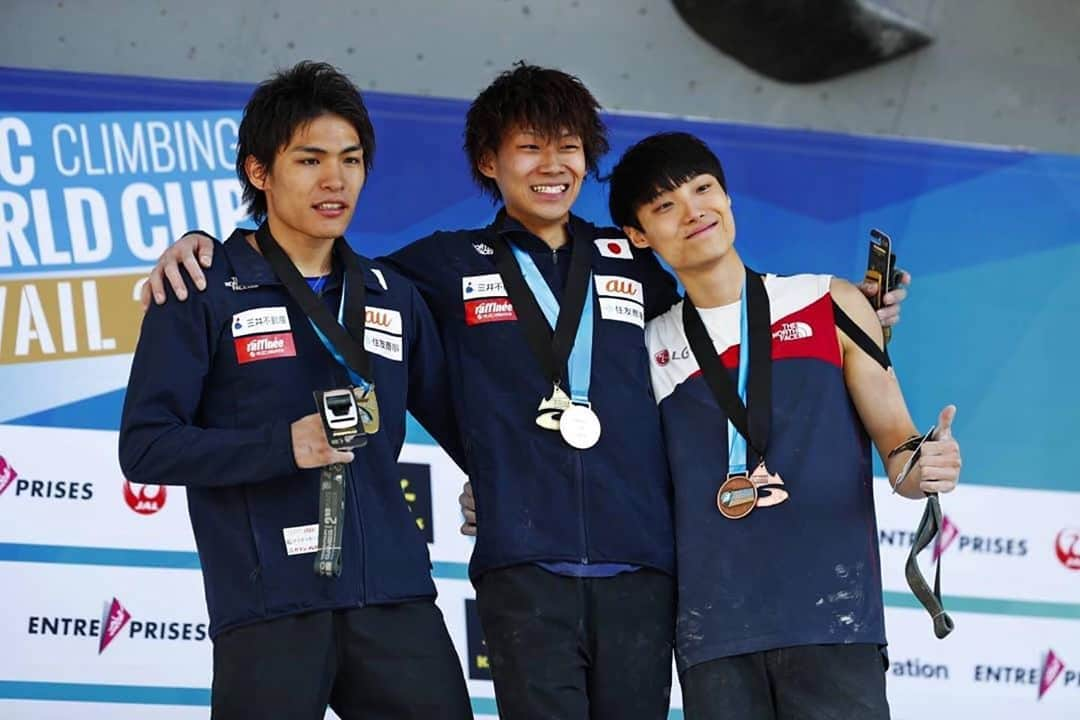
left=0, top=67, right=1077, bottom=719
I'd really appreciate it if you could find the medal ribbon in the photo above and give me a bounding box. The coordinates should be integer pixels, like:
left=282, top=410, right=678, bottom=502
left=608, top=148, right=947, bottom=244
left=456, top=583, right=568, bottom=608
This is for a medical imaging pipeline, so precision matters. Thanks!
left=254, top=222, right=372, bottom=387
left=682, top=267, right=773, bottom=472
left=491, top=230, right=595, bottom=404
left=306, top=276, right=371, bottom=392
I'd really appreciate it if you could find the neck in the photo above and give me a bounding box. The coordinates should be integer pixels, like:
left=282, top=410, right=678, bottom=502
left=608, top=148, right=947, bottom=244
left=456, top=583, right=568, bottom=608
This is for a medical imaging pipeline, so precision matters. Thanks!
left=681, top=250, right=746, bottom=308
left=253, top=220, right=335, bottom=276
left=507, top=209, right=570, bottom=251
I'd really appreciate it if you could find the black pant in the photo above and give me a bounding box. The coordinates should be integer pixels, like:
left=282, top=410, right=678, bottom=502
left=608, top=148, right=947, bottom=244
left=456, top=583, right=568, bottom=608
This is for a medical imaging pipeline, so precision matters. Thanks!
left=210, top=601, right=472, bottom=720
left=475, top=564, right=676, bottom=720
left=681, top=643, right=890, bottom=720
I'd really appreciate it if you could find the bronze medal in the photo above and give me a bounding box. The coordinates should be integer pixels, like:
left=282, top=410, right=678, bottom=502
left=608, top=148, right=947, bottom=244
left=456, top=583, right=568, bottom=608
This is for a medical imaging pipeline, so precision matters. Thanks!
left=717, top=473, right=757, bottom=519
left=352, top=384, right=380, bottom=435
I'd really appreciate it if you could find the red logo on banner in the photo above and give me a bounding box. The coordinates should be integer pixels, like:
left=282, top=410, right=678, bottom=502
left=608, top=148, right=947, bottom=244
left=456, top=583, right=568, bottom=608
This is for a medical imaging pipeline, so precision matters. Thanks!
left=932, top=515, right=959, bottom=561
left=123, top=480, right=166, bottom=515
left=0, top=455, right=17, bottom=496
left=235, top=333, right=297, bottom=364
left=465, top=299, right=517, bottom=326
left=1055, top=528, right=1080, bottom=570
left=1038, top=649, right=1066, bottom=700
left=99, top=598, right=131, bottom=654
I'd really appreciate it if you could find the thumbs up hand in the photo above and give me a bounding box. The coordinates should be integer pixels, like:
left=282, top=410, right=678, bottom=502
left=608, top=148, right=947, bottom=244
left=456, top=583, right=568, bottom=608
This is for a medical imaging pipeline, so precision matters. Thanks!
left=918, top=405, right=962, bottom=494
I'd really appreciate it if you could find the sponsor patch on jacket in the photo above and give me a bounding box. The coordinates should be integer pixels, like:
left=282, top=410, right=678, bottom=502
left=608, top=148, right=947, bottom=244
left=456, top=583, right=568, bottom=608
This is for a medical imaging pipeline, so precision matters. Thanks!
left=465, top=298, right=517, bottom=326
left=598, top=297, right=644, bottom=327
left=364, top=306, right=403, bottom=361
left=594, top=274, right=643, bottom=302
left=462, top=273, right=507, bottom=300
left=595, top=237, right=632, bottom=259
left=365, top=307, right=403, bottom=335
left=231, top=306, right=291, bottom=337
left=235, top=332, right=297, bottom=364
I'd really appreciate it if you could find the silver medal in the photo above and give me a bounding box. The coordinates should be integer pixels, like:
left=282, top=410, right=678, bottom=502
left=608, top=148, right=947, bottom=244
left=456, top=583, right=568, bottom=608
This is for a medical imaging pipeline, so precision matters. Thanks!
left=559, top=403, right=602, bottom=449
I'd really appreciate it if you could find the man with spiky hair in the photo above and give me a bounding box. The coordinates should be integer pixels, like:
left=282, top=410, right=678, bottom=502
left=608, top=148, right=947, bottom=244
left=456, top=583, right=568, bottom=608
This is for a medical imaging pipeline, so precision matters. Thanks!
left=120, top=61, right=472, bottom=719
left=143, top=62, right=906, bottom=718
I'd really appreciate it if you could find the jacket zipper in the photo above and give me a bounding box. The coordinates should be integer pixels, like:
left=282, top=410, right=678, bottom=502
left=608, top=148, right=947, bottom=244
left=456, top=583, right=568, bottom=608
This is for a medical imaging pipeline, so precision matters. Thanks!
left=577, top=451, right=590, bottom=564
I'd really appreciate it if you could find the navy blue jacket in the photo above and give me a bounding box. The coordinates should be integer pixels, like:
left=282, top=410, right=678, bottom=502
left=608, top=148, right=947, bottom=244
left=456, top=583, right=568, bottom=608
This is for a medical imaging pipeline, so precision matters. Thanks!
left=119, top=230, right=458, bottom=638
left=384, top=212, right=681, bottom=580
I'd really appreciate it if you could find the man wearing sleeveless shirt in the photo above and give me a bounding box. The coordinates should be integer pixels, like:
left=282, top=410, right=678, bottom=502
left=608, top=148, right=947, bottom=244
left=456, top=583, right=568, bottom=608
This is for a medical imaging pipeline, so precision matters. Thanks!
left=607, top=132, right=962, bottom=720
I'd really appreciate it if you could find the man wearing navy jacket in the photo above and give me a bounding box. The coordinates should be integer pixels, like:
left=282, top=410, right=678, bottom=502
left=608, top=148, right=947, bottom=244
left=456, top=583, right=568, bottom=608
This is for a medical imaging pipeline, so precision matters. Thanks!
left=119, top=62, right=471, bottom=719
left=142, top=64, right=908, bottom=719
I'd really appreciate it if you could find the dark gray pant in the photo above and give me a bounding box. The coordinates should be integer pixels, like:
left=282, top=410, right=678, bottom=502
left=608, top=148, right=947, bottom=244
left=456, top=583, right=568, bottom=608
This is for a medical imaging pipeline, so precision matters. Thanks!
left=681, top=643, right=891, bottom=720
left=475, top=564, right=676, bottom=720
left=211, top=601, right=473, bottom=720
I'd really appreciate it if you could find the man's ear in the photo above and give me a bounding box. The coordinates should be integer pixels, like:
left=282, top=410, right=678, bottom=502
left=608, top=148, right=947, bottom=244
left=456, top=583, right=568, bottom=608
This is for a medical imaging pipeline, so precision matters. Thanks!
left=477, top=150, right=498, bottom=180
left=245, top=155, right=269, bottom=191
left=625, top=226, right=650, bottom=250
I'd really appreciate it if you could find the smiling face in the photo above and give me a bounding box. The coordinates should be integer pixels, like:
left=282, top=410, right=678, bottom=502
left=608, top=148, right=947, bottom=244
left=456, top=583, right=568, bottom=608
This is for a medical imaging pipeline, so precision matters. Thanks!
left=245, top=112, right=365, bottom=247
left=625, top=173, right=736, bottom=275
left=477, top=126, right=586, bottom=235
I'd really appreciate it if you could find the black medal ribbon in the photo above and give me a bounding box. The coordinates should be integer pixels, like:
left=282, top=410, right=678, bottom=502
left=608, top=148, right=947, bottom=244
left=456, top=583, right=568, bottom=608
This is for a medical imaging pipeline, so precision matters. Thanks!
left=490, top=228, right=593, bottom=392
left=255, top=221, right=371, bottom=381
left=254, top=222, right=371, bottom=578
left=682, top=267, right=772, bottom=467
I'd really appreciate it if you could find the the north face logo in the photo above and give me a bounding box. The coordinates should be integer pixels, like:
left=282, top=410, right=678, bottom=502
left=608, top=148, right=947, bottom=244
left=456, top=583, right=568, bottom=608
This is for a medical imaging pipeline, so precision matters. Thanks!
left=773, top=322, right=813, bottom=341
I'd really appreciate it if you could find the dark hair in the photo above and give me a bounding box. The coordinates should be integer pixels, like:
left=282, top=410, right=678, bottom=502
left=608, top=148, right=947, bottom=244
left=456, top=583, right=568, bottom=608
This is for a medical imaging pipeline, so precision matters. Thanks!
left=464, top=62, right=609, bottom=200
left=608, top=132, right=727, bottom=231
left=236, top=61, right=375, bottom=221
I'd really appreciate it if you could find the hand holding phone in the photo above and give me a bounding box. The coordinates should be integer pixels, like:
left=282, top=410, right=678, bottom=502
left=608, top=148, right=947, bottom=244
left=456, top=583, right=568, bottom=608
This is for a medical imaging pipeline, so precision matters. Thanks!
left=865, top=228, right=903, bottom=342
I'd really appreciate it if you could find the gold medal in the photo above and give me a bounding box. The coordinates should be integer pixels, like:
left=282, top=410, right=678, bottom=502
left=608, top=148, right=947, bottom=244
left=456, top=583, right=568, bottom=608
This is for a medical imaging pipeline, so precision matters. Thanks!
left=717, top=473, right=757, bottom=519
left=536, top=384, right=572, bottom=431
left=352, top=384, right=380, bottom=435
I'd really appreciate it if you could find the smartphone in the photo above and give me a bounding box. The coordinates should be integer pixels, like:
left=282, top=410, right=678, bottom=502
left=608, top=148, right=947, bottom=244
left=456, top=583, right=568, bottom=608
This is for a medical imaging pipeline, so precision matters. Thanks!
left=865, top=228, right=901, bottom=342
left=865, top=228, right=894, bottom=310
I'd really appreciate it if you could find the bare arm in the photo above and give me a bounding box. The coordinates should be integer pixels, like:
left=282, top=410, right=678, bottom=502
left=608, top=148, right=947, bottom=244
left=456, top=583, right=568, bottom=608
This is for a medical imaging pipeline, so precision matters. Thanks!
left=832, top=278, right=961, bottom=499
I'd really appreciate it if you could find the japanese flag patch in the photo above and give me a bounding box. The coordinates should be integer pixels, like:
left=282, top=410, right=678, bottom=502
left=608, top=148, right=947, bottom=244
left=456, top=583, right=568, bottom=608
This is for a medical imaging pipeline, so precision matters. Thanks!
left=595, top=238, right=632, bottom=260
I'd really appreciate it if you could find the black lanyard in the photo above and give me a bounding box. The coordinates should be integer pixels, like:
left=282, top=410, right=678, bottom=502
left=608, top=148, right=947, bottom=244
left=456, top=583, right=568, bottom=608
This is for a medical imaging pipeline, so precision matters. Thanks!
left=490, top=229, right=593, bottom=390
left=682, top=267, right=772, bottom=464
left=254, top=222, right=371, bottom=383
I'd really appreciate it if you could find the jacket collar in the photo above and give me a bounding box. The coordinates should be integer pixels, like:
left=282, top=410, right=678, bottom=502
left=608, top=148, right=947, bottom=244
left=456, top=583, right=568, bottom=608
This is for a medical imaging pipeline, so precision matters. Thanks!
left=485, top=208, right=595, bottom=253
left=221, top=229, right=387, bottom=293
